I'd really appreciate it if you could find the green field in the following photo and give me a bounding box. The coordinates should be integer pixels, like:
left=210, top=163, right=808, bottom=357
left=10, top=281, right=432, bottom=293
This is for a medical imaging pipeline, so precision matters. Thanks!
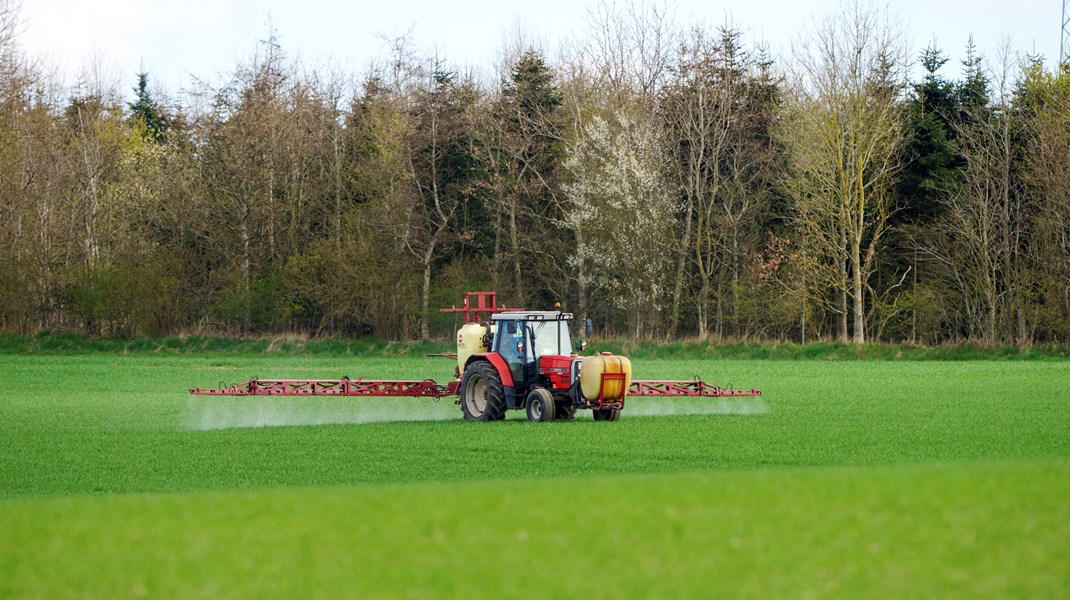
left=1, top=354, right=1068, bottom=598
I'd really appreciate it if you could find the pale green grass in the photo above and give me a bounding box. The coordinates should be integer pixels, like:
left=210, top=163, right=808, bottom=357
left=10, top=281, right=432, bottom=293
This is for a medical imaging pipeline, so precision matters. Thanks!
left=2, top=461, right=1067, bottom=599
left=1, top=355, right=1068, bottom=598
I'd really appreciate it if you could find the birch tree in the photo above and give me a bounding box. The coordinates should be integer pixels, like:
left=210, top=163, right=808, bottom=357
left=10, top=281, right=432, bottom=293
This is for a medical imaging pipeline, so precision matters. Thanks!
left=782, top=0, right=908, bottom=344
left=1020, top=61, right=1070, bottom=340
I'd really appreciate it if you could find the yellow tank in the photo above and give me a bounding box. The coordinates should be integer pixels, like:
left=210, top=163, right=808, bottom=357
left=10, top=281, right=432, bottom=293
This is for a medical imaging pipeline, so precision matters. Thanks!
left=580, top=353, right=632, bottom=402
left=456, top=322, right=489, bottom=374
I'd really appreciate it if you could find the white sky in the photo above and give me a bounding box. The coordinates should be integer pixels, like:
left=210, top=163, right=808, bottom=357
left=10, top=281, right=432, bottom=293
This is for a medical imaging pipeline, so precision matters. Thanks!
left=18, top=0, right=1064, bottom=99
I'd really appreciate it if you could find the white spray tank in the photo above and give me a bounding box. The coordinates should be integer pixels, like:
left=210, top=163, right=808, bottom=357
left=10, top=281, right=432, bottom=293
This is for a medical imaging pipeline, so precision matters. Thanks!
left=456, top=321, right=489, bottom=376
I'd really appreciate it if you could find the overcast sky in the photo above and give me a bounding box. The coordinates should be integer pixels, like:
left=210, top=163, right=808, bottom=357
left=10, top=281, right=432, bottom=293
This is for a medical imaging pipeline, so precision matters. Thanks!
left=18, top=0, right=1064, bottom=97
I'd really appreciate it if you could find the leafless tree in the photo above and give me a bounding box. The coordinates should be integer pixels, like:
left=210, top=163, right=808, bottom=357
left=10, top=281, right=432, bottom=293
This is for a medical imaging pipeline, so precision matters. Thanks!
left=662, top=26, right=780, bottom=338
left=782, top=0, right=909, bottom=344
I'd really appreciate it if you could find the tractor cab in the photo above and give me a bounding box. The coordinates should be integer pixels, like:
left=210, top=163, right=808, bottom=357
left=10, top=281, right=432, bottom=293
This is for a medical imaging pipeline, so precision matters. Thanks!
left=491, top=311, right=574, bottom=387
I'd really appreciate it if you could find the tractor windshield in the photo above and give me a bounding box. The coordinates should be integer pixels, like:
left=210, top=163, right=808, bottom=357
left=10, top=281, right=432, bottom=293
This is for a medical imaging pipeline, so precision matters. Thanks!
left=527, top=319, right=573, bottom=357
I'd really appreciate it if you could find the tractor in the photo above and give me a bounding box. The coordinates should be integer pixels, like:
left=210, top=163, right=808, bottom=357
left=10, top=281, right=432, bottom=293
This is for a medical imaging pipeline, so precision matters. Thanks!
left=190, top=291, right=761, bottom=422
left=453, top=305, right=627, bottom=422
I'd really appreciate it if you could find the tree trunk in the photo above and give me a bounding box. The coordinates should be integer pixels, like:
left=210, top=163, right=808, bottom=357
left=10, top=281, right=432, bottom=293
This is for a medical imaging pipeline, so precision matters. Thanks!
left=697, top=304, right=706, bottom=339
left=333, top=122, right=343, bottom=252
left=837, top=226, right=849, bottom=343
left=267, top=156, right=276, bottom=266
left=575, top=228, right=588, bottom=334
left=669, top=194, right=694, bottom=335
left=851, top=235, right=865, bottom=344
left=715, top=280, right=723, bottom=339
left=238, top=201, right=252, bottom=332
left=420, top=240, right=436, bottom=341
left=731, top=232, right=740, bottom=337
left=509, top=198, right=522, bottom=302
left=697, top=281, right=708, bottom=339
left=492, top=199, right=503, bottom=292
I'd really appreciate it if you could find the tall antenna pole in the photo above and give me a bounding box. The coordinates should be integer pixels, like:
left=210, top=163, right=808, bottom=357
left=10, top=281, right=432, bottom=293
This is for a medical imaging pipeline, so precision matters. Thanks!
left=1063, top=0, right=1070, bottom=65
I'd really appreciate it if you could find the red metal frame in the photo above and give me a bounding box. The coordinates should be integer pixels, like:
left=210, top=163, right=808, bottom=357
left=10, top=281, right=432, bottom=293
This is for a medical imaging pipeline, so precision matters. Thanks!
left=190, top=378, right=461, bottom=398
left=629, top=380, right=762, bottom=397
left=584, top=371, right=628, bottom=410
left=191, top=377, right=758, bottom=400
left=439, top=291, right=523, bottom=323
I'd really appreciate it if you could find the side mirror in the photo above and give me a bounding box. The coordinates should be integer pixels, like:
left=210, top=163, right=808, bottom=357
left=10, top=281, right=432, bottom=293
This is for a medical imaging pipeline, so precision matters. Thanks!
left=585, top=318, right=593, bottom=335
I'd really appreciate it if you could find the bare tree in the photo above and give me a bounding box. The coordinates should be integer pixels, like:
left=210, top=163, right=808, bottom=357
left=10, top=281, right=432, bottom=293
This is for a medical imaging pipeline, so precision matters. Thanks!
left=62, top=81, right=124, bottom=283
left=197, top=31, right=293, bottom=331
left=930, top=41, right=1030, bottom=344
left=1020, top=60, right=1070, bottom=341
left=403, top=61, right=482, bottom=339
left=579, top=0, right=678, bottom=107
left=782, top=0, right=909, bottom=344
left=662, top=26, right=780, bottom=338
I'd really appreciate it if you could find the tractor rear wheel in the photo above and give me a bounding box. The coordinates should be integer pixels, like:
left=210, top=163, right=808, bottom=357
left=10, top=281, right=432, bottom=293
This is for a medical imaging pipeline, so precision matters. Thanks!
left=459, top=361, right=506, bottom=421
left=592, top=407, right=621, bottom=422
left=525, top=387, right=555, bottom=423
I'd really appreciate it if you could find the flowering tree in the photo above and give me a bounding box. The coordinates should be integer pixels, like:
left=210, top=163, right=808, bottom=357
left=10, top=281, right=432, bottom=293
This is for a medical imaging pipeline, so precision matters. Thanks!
left=563, top=110, right=676, bottom=336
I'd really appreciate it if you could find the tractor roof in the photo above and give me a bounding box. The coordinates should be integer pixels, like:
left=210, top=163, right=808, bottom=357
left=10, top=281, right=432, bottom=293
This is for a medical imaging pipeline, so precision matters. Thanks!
left=491, top=311, right=573, bottom=322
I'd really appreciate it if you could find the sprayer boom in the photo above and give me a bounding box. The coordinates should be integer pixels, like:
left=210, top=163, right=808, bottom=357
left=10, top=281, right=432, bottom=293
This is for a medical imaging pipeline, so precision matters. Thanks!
left=190, top=377, right=759, bottom=399
left=190, top=378, right=461, bottom=398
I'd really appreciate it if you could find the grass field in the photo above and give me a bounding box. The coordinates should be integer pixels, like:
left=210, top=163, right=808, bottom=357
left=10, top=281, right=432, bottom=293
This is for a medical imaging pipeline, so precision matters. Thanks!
left=1, top=353, right=1068, bottom=598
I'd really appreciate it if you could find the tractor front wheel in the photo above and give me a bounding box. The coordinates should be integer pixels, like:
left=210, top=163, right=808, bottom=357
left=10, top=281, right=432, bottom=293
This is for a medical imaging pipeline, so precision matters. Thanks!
left=592, top=407, right=621, bottom=422
left=526, top=387, right=555, bottom=423
left=459, top=361, right=506, bottom=421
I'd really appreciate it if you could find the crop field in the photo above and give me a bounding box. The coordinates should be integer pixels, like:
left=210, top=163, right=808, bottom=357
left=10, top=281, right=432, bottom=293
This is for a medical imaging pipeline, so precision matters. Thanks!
left=1, top=353, right=1068, bottom=598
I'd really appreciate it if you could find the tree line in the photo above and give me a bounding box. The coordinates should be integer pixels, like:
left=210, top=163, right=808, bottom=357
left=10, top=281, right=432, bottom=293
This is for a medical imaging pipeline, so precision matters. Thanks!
left=1, top=0, right=1068, bottom=344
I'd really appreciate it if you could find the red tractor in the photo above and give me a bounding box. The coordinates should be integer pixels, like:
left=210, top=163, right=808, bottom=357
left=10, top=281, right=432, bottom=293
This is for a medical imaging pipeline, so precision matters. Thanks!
left=447, top=293, right=631, bottom=422
left=191, top=292, right=760, bottom=422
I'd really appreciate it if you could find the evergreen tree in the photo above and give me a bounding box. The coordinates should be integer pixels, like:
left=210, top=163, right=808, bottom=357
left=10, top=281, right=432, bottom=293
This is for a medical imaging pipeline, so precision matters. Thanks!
left=898, top=44, right=961, bottom=222
left=958, top=37, right=990, bottom=114
left=128, top=72, right=169, bottom=142
left=487, top=50, right=566, bottom=306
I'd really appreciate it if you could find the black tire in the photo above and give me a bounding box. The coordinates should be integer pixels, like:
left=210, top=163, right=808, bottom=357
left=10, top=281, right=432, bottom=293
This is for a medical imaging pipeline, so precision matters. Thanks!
left=526, top=387, right=556, bottom=423
left=592, top=407, right=621, bottom=422
left=459, top=361, right=507, bottom=421
left=554, top=401, right=577, bottom=421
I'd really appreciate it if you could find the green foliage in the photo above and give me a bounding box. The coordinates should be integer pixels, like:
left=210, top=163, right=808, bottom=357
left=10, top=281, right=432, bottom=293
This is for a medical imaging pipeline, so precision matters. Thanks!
left=211, top=273, right=290, bottom=332
left=3, top=332, right=1068, bottom=360
left=504, top=50, right=563, bottom=119
left=62, top=257, right=182, bottom=336
left=0, top=332, right=458, bottom=355
left=958, top=37, right=990, bottom=111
